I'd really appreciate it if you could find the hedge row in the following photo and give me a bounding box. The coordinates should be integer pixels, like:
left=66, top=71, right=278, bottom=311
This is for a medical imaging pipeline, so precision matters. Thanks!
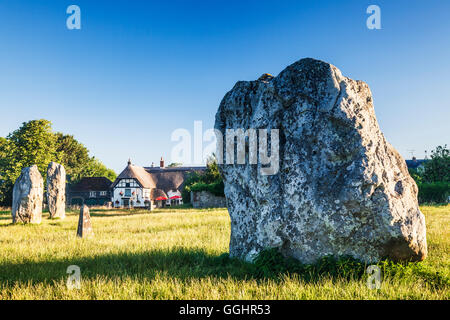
left=189, top=180, right=225, bottom=197
left=417, top=182, right=450, bottom=204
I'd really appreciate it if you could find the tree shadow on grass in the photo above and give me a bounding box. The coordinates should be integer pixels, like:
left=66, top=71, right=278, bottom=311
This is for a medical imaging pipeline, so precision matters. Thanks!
left=0, top=248, right=447, bottom=290
left=87, top=207, right=216, bottom=218
left=0, top=248, right=259, bottom=284
left=0, top=211, right=11, bottom=222
left=88, top=211, right=151, bottom=218
left=1, top=248, right=345, bottom=286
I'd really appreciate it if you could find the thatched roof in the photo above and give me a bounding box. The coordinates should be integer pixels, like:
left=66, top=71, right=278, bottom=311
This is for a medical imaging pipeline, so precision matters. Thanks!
left=153, top=171, right=186, bottom=192
left=69, top=177, right=112, bottom=192
left=111, top=163, right=157, bottom=189
left=145, top=166, right=206, bottom=193
left=150, top=188, right=168, bottom=199
left=112, top=161, right=206, bottom=200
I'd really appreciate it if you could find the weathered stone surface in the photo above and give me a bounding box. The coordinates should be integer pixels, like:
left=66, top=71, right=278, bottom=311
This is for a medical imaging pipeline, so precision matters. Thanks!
left=215, top=58, right=427, bottom=264
left=77, top=205, right=94, bottom=238
left=46, top=162, right=66, bottom=219
left=12, top=165, right=44, bottom=224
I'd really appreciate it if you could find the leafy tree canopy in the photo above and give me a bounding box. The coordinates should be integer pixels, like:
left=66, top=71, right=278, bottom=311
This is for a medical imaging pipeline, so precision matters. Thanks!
left=423, top=145, right=450, bottom=183
left=408, top=145, right=450, bottom=204
left=0, top=119, right=116, bottom=205
left=182, top=155, right=224, bottom=201
left=168, top=162, right=182, bottom=167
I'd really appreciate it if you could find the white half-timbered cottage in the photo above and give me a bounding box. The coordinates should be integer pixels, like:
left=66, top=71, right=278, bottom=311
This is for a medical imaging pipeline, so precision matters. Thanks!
left=111, top=158, right=205, bottom=209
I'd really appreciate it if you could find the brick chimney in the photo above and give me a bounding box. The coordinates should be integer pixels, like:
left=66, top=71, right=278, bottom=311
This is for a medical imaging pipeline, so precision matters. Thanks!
left=160, top=157, right=165, bottom=168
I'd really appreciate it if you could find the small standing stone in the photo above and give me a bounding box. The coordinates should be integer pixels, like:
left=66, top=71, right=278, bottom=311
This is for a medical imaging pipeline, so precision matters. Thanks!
left=12, top=165, right=44, bottom=224
left=77, top=205, right=94, bottom=238
left=46, top=162, right=66, bottom=219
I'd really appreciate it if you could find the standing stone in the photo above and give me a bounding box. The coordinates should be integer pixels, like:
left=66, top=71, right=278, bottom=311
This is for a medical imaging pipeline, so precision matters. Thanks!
left=77, top=205, right=94, bottom=238
left=215, top=58, right=427, bottom=264
left=12, top=165, right=44, bottom=224
left=47, top=162, right=66, bottom=219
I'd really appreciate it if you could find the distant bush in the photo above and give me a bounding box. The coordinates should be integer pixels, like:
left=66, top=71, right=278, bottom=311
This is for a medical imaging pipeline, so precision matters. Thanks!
left=182, top=155, right=224, bottom=202
left=189, top=180, right=225, bottom=197
left=417, top=182, right=450, bottom=204
left=407, top=145, right=449, bottom=204
left=422, top=145, right=450, bottom=183
left=408, top=168, right=423, bottom=184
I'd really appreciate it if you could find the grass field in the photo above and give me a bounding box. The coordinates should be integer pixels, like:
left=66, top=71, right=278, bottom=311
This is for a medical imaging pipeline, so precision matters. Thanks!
left=0, top=205, right=448, bottom=300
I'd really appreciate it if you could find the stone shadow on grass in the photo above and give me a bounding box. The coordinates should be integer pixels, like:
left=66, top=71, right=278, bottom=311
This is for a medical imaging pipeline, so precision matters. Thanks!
left=0, top=223, right=14, bottom=227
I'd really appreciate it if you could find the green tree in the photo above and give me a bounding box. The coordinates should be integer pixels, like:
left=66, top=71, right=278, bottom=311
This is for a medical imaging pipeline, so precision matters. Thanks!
left=54, top=133, right=91, bottom=183
left=203, top=156, right=222, bottom=183
left=54, top=133, right=117, bottom=183
left=182, top=155, right=224, bottom=201
left=0, top=119, right=116, bottom=205
left=7, top=120, right=57, bottom=176
left=423, top=145, right=450, bottom=183
left=82, top=157, right=117, bottom=182
left=0, top=120, right=57, bottom=205
left=168, top=162, right=182, bottom=167
left=408, top=168, right=423, bottom=184
left=0, top=137, right=11, bottom=204
left=0, top=137, right=8, bottom=171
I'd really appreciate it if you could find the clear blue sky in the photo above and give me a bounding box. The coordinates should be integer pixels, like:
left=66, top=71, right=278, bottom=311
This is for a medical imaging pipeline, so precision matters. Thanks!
left=0, top=0, right=449, bottom=173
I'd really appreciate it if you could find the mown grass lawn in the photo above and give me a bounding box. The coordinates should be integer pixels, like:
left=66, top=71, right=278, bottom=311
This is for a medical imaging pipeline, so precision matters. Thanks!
left=0, top=205, right=448, bottom=300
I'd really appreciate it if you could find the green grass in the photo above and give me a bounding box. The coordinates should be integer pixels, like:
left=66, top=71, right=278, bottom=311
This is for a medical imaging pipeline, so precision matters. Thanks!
left=0, top=205, right=448, bottom=299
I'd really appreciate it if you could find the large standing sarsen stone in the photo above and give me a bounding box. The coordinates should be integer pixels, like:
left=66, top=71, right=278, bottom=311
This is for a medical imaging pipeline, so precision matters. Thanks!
left=215, top=58, right=427, bottom=263
left=12, top=165, right=44, bottom=224
left=46, top=162, right=66, bottom=219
